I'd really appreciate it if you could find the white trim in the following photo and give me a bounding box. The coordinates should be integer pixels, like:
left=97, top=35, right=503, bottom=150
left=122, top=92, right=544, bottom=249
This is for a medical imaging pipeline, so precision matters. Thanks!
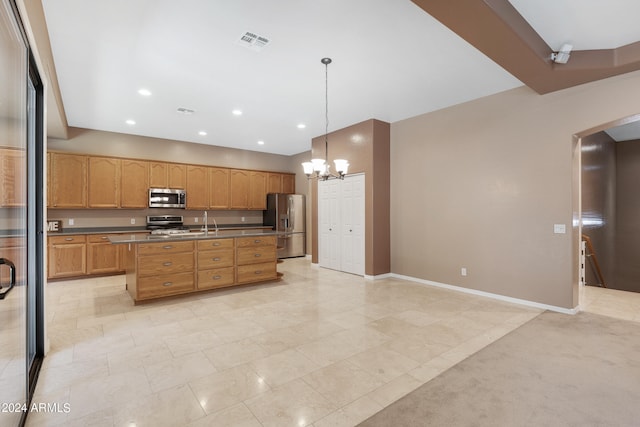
left=364, top=273, right=392, bottom=280
left=305, top=254, right=312, bottom=260
left=390, top=273, right=579, bottom=315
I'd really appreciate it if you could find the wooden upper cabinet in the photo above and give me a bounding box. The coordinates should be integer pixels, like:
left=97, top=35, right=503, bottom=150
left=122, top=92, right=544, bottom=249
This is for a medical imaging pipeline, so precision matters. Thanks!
left=88, top=157, right=121, bottom=208
left=121, top=159, right=149, bottom=208
left=186, top=165, right=209, bottom=209
left=50, top=153, right=87, bottom=208
left=249, top=171, right=267, bottom=210
left=149, top=162, right=168, bottom=188
left=209, top=167, right=230, bottom=209
left=168, top=163, right=186, bottom=189
left=282, top=173, right=295, bottom=194
left=230, top=169, right=250, bottom=209
left=0, top=148, right=25, bottom=207
left=267, top=173, right=282, bottom=194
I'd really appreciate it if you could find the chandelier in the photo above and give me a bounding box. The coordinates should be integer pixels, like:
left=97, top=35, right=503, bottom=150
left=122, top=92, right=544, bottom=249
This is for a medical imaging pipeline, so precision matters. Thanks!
left=302, top=58, right=349, bottom=180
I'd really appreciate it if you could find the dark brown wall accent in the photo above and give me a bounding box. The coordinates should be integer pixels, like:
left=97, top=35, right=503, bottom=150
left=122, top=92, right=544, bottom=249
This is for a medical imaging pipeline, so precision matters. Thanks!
left=615, top=139, right=640, bottom=292
left=411, top=0, right=640, bottom=94
left=310, top=119, right=390, bottom=276
left=581, top=132, right=616, bottom=287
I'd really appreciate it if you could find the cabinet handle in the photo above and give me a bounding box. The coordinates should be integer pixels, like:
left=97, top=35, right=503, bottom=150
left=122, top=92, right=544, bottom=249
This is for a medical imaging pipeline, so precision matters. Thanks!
left=254, top=270, right=263, bottom=274
left=162, top=282, right=173, bottom=287
left=163, top=262, right=172, bottom=266
left=101, top=236, right=108, bottom=240
left=65, top=237, right=73, bottom=241
left=213, top=242, right=221, bottom=246
left=254, top=239, right=261, bottom=243
left=254, top=253, right=261, bottom=257
left=213, top=257, right=221, bottom=261
left=212, top=275, right=222, bottom=280
left=162, top=245, right=173, bottom=249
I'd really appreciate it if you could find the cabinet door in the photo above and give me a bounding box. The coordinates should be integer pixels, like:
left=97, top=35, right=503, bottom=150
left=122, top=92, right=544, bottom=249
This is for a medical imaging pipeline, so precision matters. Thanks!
left=282, top=174, right=295, bottom=194
left=209, top=167, right=230, bottom=209
left=230, top=169, right=250, bottom=209
left=249, top=171, right=267, bottom=209
left=48, top=235, right=87, bottom=278
left=186, top=165, right=209, bottom=209
left=267, top=173, right=282, bottom=194
left=0, top=148, right=25, bottom=206
left=88, top=241, right=120, bottom=274
left=149, top=162, right=168, bottom=188
left=50, top=153, right=87, bottom=208
left=88, top=156, right=121, bottom=208
left=168, top=163, right=187, bottom=189
left=121, top=159, right=149, bottom=208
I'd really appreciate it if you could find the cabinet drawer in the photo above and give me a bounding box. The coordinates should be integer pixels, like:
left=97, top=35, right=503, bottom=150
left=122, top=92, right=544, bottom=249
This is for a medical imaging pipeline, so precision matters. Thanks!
left=237, top=245, right=276, bottom=265
left=197, top=249, right=234, bottom=269
left=87, top=234, right=115, bottom=243
left=49, top=234, right=86, bottom=245
left=197, top=267, right=235, bottom=290
left=237, top=262, right=277, bottom=284
left=197, top=238, right=234, bottom=251
left=138, top=252, right=194, bottom=277
left=138, top=240, right=194, bottom=255
left=137, top=272, right=195, bottom=299
left=236, top=235, right=276, bottom=248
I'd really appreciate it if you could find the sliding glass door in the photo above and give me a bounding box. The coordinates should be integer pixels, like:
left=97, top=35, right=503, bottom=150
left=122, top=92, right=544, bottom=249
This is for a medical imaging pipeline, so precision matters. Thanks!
left=0, top=1, right=45, bottom=425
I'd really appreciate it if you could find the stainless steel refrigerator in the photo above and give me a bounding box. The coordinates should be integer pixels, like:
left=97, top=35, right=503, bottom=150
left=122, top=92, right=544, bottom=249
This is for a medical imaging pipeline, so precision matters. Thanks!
left=263, top=193, right=306, bottom=258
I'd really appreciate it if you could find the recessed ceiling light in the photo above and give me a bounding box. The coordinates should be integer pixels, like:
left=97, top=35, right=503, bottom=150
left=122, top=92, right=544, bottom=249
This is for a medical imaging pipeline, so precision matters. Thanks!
left=232, top=109, right=243, bottom=116
left=125, top=119, right=136, bottom=125
left=257, top=140, right=265, bottom=145
left=198, top=131, right=207, bottom=136
left=137, top=88, right=152, bottom=96
left=177, top=107, right=195, bottom=115
left=297, top=123, right=306, bottom=129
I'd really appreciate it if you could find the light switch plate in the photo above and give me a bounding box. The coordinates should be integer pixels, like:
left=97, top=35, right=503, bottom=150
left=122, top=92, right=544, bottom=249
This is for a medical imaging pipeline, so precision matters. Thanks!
left=553, top=224, right=566, bottom=234
left=68, top=218, right=74, bottom=226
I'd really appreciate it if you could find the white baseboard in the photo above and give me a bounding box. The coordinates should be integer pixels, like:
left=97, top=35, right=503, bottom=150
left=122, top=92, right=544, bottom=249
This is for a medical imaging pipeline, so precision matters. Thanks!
left=364, top=273, right=392, bottom=280
left=390, top=273, right=579, bottom=315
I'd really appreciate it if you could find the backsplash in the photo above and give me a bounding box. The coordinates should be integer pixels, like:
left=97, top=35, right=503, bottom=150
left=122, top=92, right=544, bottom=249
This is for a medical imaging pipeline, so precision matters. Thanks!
left=46, top=209, right=264, bottom=230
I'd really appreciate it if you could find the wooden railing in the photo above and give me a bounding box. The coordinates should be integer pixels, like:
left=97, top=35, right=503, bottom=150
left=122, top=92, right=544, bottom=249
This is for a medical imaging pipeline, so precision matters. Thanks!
left=582, top=234, right=607, bottom=288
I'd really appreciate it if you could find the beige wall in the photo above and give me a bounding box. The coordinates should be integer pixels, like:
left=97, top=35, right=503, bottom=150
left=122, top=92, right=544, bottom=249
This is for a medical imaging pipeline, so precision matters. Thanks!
left=615, top=139, right=640, bottom=292
left=581, top=132, right=616, bottom=287
left=391, top=70, right=640, bottom=309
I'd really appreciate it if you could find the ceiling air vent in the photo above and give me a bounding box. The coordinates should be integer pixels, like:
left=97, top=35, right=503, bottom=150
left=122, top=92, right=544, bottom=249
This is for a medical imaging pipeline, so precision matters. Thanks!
left=237, top=31, right=270, bottom=51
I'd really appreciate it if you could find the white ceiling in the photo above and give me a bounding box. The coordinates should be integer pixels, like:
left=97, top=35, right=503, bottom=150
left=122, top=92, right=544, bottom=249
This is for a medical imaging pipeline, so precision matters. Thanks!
left=41, top=0, right=640, bottom=155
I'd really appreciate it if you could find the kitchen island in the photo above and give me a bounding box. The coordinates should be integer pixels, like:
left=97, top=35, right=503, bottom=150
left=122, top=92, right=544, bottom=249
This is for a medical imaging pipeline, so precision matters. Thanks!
left=109, top=230, right=280, bottom=304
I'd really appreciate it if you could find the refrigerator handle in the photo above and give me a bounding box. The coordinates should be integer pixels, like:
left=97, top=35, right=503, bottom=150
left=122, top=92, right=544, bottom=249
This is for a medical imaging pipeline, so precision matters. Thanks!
left=288, top=196, right=294, bottom=232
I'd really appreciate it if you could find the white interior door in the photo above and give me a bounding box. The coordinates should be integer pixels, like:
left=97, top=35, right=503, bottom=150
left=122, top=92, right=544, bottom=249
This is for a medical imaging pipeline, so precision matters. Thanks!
left=318, top=174, right=365, bottom=275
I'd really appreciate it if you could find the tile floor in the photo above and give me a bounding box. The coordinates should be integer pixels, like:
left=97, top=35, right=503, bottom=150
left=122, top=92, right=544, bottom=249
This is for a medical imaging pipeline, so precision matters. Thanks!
left=25, top=258, right=631, bottom=427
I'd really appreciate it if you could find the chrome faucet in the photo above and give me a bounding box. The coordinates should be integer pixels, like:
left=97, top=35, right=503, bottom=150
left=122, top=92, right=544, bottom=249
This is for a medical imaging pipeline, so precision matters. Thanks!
left=212, top=217, right=218, bottom=234
left=202, top=210, right=208, bottom=234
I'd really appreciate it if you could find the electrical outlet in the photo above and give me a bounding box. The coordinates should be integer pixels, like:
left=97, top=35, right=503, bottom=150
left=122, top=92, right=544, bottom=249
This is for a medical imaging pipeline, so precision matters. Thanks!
left=130, top=218, right=136, bottom=225
left=241, top=217, right=246, bottom=222
left=194, top=217, right=198, bottom=223
left=461, top=267, right=467, bottom=276
left=68, top=218, right=74, bottom=226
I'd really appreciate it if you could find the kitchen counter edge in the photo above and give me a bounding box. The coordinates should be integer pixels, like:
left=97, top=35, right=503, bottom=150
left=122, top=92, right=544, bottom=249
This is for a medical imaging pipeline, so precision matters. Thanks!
left=109, top=229, right=279, bottom=244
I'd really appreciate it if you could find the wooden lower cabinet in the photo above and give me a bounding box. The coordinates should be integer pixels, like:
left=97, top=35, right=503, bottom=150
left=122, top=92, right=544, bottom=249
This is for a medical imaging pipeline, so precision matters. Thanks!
left=87, top=234, right=121, bottom=275
left=48, top=235, right=87, bottom=279
left=0, top=237, right=25, bottom=284
left=125, top=235, right=278, bottom=303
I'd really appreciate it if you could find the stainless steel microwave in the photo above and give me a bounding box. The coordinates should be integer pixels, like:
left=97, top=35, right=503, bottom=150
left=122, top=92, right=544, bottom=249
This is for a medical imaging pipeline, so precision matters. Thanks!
left=148, top=188, right=186, bottom=209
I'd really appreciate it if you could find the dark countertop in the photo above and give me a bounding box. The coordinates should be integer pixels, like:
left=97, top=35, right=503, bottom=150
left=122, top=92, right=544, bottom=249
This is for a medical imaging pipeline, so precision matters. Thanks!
left=46, top=224, right=272, bottom=236
left=109, top=229, right=278, bottom=244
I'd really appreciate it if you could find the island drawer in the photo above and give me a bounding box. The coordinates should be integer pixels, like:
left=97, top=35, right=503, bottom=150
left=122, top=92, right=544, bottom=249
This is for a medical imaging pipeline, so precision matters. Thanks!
left=87, top=234, right=115, bottom=243
left=197, top=238, right=234, bottom=251
left=138, top=252, right=194, bottom=277
left=138, top=240, right=194, bottom=255
left=236, top=236, right=276, bottom=248
left=197, top=267, right=235, bottom=289
left=237, top=262, right=277, bottom=284
left=237, top=246, right=276, bottom=265
left=197, top=249, right=234, bottom=269
left=137, top=272, right=195, bottom=299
